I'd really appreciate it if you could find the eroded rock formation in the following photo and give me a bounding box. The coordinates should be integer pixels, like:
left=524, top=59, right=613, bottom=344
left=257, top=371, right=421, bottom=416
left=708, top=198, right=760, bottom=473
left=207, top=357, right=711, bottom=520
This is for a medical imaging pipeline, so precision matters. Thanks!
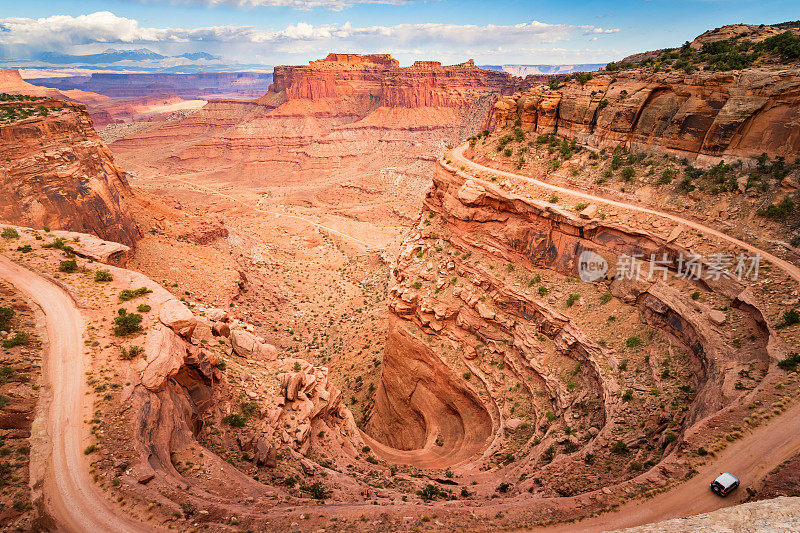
left=0, top=99, right=140, bottom=247
left=365, top=157, right=780, bottom=496
left=491, top=69, right=800, bottom=164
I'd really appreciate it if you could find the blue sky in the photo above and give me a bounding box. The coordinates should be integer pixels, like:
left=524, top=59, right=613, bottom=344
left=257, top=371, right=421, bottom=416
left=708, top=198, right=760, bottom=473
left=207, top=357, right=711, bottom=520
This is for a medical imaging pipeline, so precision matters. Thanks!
left=0, top=0, right=797, bottom=68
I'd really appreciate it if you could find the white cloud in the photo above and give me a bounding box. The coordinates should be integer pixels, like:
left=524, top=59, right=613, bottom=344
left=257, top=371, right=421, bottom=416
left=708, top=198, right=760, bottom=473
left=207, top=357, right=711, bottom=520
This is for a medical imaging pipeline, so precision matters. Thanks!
left=176, top=0, right=407, bottom=11
left=0, top=11, right=620, bottom=64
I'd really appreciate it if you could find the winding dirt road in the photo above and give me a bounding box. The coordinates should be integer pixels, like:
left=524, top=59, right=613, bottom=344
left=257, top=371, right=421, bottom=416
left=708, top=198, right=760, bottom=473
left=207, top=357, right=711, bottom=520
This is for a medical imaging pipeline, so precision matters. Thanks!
left=0, top=256, right=148, bottom=532
left=450, top=142, right=800, bottom=284
left=449, top=142, right=800, bottom=531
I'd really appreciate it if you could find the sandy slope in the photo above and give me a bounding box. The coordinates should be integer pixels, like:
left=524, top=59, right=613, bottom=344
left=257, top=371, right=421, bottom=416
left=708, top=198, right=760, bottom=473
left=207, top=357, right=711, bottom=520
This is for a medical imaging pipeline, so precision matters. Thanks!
left=0, top=255, right=151, bottom=533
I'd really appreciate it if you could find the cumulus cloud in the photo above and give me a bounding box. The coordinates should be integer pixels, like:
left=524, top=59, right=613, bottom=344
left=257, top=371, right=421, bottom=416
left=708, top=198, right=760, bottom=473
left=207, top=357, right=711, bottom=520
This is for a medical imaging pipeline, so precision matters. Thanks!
left=0, top=11, right=620, bottom=64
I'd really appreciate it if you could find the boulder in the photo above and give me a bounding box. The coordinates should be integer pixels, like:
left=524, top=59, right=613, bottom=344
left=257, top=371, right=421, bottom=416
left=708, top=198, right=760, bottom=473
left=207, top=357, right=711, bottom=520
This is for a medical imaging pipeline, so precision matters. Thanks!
left=127, top=462, right=156, bottom=485
left=708, top=309, right=727, bottom=325
left=159, top=300, right=196, bottom=338
left=212, top=321, right=230, bottom=337
left=230, top=329, right=278, bottom=361
left=578, top=204, right=598, bottom=219
left=206, top=308, right=229, bottom=322
left=141, top=324, right=186, bottom=391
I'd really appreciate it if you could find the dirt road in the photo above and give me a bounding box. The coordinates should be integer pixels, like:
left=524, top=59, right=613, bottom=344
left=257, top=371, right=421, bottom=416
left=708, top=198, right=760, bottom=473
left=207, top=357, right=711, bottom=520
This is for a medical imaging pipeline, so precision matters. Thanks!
left=450, top=143, right=800, bottom=285
left=451, top=142, right=800, bottom=531
left=0, top=256, right=150, bottom=533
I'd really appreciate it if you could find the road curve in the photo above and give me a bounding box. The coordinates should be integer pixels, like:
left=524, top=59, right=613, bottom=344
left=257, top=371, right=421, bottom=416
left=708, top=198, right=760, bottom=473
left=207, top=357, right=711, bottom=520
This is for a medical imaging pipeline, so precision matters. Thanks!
left=450, top=142, right=800, bottom=285
left=0, top=255, right=150, bottom=533
left=450, top=142, right=800, bottom=531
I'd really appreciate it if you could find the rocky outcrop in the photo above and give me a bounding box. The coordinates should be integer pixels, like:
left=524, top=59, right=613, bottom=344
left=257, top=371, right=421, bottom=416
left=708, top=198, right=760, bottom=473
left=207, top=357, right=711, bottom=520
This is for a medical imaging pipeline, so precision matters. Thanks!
left=491, top=68, right=800, bottom=164
left=269, top=54, right=514, bottom=109
left=0, top=98, right=140, bottom=248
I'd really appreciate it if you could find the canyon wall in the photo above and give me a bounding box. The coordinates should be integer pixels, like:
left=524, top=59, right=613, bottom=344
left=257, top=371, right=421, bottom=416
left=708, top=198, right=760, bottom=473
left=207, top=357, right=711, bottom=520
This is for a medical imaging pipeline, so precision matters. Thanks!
left=269, top=55, right=515, bottom=108
left=366, top=157, right=777, bottom=493
left=0, top=99, right=140, bottom=247
left=109, top=54, right=517, bottom=236
left=491, top=68, right=800, bottom=164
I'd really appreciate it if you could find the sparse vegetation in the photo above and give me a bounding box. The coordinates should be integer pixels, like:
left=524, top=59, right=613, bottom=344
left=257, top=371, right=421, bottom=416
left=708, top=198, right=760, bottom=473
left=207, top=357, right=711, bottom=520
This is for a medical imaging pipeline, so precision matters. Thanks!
left=94, top=269, right=113, bottom=282
left=112, top=309, right=143, bottom=337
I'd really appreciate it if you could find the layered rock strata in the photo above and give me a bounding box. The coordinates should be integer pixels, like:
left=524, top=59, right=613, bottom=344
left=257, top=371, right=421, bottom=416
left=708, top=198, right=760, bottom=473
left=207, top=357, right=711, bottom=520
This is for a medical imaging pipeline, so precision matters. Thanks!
left=492, top=69, right=800, bottom=164
left=0, top=99, right=139, bottom=247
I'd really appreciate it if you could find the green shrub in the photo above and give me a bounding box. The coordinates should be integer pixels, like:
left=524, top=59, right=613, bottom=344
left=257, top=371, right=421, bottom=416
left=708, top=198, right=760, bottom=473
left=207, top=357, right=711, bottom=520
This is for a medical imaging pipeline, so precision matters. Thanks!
left=58, top=260, right=78, bottom=273
left=0, top=307, right=13, bottom=330
left=600, top=292, right=613, bottom=304
left=691, top=291, right=701, bottom=300
left=222, top=413, right=247, bottom=427
left=16, top=245, right=32, bottom=253
left=757, top=197, right=795, bottom=220
left=610, top=440, right=629, bottom=454
left=136, top=304, right=151, bottom=313
left=566, top=293, right=580, bottom=307
left=94, top=269, right=113, bottom=282
left=2, top=331, right=29, bottom=349
left=782, top=309, right=800, bottom=326
left=622, top=389, right=633, bottom=402
left=538, top=286, right=549, bottom=296
left=84, top=444, right=97, bottom=455
left=625, top=336, right=642, bottom=348
left=1, top=228, right=19, bottom=240
left=548, top=194, right=559, bottom=203
left=300, top=482, right=332, bottom=501
left=112, top=309, right=142, bottom=337
left=777, top=352, right=800, bottom=371
left=620, top=166, right=635, bottom=181
left=120, top=345, right=144, bottom=360
left=496, top=482, right=511, bottom=493
left=118, top=287, right=153, bottom=301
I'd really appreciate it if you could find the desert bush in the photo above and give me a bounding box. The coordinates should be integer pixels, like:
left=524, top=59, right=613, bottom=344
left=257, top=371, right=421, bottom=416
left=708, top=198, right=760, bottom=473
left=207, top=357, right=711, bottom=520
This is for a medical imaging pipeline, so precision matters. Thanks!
left=112, top=309, right=142, bottom=336
left=119, top=287, right=153, bottom=301
left=566, top=293, right=580, bottom=307
left=301, top=482, right=332, bottom=501
left=610, top=440, right=629, bottom=454
left=538, top=286, right=549, bottom=296
left=417, top=484, right=451, bottom=501
left=2, top=331, right=29, bottom=349
left=0, top=307, right=13, bottom=330
left=621, top=166, right=636, bottom=181
left=626, top=336, right=643, bottom=348
left=120, top=345, right=144, bottom=360
left=94, top=269, right=113, bottom=282
left=16, top=245, right=32, bottom=253
left=136, top=304, right=151, bottom=313
left=622, top=389, right=633, bottom=402
left=222, top=413, right=247, bottom=427
left=58, top=260, right=78, bottom=273
left=1, top=228, right=19, bottom=240
left=777, top=352, right=800, bottom=371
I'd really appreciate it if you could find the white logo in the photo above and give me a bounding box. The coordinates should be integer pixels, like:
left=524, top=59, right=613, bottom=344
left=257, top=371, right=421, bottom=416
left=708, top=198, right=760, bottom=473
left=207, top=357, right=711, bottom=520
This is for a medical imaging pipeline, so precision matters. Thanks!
left=578, top=250, right=608, bottom=282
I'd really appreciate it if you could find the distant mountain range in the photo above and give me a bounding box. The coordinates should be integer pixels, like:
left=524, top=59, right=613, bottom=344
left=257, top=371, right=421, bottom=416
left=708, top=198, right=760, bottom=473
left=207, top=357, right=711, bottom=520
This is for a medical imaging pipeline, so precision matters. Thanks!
left=5, top=47, right=606, bottom=76
left=480, top=64, right=606, bottom=75
left=36, top=48, right=222, bottom=65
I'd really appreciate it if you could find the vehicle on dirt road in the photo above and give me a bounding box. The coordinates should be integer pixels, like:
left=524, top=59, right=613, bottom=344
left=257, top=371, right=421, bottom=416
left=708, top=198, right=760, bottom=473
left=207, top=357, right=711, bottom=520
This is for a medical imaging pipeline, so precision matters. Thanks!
left=710, top=472, right=740, bottom=497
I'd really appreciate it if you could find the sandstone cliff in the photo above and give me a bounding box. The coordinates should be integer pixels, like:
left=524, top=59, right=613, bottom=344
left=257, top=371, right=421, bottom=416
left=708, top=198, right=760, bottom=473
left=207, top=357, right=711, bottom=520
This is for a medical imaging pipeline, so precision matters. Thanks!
left=491, top=68, right=800, bottom=165
left=0, top=98, right=139, bottom=247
